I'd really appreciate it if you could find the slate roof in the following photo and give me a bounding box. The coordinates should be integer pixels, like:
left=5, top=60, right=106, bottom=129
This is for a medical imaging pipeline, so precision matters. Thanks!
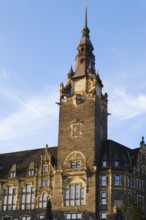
left=99, top=140, right=139, bottom=171
left=0, top=147, right=58, bottom=178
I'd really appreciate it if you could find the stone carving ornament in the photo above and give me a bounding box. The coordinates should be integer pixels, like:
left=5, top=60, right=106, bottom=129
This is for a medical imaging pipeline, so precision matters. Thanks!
left=70, top=119, right=83, bottom=138
left=63, top=151, right=86, bottom=169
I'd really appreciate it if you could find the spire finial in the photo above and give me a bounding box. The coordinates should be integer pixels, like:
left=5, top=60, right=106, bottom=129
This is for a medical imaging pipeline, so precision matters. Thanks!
left=84, top=0, right=88, bottom=28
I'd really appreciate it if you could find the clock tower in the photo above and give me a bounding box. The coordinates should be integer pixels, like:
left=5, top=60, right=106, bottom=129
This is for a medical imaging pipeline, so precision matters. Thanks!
left=57, top=7, right=108, bottom=168
left=54, top=7, right=108, bottom=220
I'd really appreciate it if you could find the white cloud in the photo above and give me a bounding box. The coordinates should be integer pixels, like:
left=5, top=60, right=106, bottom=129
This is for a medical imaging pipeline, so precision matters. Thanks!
left=0, top=67, right=146, bottom=152
left=0, top=86, right=59, bottom=142
left=109, top=87, right=146, bottom=120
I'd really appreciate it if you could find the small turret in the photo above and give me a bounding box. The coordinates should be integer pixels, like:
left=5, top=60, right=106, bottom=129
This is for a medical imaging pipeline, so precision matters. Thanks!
left=140, top=136, right=145, bottom=148
left=67, top=65, right=74, bottom=80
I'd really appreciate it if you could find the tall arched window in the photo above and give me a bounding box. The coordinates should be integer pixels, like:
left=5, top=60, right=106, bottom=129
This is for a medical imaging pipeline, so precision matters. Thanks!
left=64, top=183, right=85, bottom=206
left=38, top=192, right=50, bottom=208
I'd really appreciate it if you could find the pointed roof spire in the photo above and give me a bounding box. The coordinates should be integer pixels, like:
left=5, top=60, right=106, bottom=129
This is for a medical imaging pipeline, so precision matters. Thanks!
left=69, top=65, right=73, bottom=74
left=84, top=0, right=88, bottom=28
left=73, top=2, right=95, bottom=78
left=67, top=65, right=74, bottom=78
left=82, top=0, right=90, bottom=39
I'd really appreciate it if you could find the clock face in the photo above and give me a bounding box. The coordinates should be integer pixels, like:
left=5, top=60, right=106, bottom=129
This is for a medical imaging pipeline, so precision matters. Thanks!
left=73, top=79, right=85, bottom=93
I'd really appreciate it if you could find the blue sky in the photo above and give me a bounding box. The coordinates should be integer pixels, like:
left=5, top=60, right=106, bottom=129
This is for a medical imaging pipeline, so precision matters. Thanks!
left=0, top=1, right=146, bottom=153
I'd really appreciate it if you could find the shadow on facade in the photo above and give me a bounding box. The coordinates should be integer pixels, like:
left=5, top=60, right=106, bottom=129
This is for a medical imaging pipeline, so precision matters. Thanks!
left=0, top=210, right=95, bottom=220
left=0, top=207, right=135, bottom=220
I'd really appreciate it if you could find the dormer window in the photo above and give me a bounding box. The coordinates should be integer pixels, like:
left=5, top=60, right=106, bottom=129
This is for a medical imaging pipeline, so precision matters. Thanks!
left=70, top=161, right=80, bottom=168
left=27, top=162, right=35, bottom=176
left=10, top=172, right=16, bottom=178
left=28, top=170, right=35, bottom=176
left=114, top=161, right=120, bottom=167
left=9, top=164, right=17, bottom=178
left=102, top=161, right=107, bottom=167
left=43, top=165, right=48, bottom=173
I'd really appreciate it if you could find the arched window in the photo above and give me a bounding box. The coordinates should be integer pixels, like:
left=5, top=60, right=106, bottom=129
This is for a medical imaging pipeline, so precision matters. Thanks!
left=64, top=183, right=85, bottom=206
left=38, top=192, right=50, bottom=208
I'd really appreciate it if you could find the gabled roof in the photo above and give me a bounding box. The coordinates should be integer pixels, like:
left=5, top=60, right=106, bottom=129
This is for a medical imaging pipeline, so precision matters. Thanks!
left=0, top=146, right=58, bottom=178
left=99, top=140, right=139, bottom=171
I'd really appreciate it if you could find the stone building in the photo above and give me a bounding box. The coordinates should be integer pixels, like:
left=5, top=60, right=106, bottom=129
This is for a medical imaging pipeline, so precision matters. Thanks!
left=0, top=8, right=146, bottom=220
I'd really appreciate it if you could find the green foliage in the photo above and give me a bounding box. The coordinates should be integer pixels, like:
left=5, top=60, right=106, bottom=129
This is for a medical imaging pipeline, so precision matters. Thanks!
left=127, top=197, right=146, bottom=220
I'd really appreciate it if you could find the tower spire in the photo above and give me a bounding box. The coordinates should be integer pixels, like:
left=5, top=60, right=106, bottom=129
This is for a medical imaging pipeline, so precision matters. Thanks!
left=84, top=0, right=88, bottom=28
left=72, top=1, right=95, bottom=78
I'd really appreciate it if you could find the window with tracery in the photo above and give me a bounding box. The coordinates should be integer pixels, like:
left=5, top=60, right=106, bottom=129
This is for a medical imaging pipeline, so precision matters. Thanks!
left=21, top=184, right=35, bottom=210
left=3, top=186, right=16, bottom=211
left=38, top=192, right=50, bottom=208
left=65, top=184, right=85, bottom=206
